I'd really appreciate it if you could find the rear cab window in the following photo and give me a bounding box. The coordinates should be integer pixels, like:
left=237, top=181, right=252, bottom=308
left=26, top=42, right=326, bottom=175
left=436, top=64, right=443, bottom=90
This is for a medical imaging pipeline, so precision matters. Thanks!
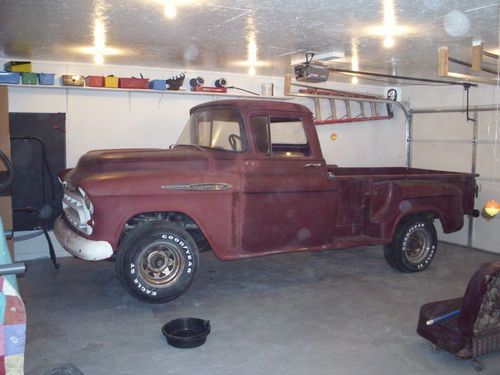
left=250, top=116, right=310, bottom=157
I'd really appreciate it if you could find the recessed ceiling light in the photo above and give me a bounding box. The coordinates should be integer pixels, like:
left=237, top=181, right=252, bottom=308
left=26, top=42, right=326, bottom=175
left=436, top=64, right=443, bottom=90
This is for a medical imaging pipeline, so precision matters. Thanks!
left=383, top=35, right=395, bottom=48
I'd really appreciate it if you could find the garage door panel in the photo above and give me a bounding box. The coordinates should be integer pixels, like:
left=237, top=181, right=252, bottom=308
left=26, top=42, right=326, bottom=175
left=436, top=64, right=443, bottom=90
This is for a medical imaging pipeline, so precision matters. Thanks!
left=413, top=113, right=471, bottom=140
left=477, top=111, right=500, bottom=141
left=412, top=142, right=472, bottom=172
left=476, top=144, right=500, bottom=179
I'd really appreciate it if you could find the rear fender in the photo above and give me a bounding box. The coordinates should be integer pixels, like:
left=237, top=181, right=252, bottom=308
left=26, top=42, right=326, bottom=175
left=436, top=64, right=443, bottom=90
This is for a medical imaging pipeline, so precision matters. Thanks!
left=383, top=181, right=465, bottom=240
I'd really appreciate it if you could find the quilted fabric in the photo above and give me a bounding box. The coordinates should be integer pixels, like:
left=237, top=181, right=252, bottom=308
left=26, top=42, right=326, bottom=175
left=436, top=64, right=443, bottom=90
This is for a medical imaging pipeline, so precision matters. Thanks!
left=0, top=217, right=26, bottom=374
left=474, top=274, right=500, bottom=335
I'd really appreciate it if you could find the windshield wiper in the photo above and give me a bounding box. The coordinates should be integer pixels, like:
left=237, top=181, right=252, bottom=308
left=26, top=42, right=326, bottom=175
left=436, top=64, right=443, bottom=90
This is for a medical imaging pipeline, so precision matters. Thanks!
left=170, top=144, right=207, bottom=152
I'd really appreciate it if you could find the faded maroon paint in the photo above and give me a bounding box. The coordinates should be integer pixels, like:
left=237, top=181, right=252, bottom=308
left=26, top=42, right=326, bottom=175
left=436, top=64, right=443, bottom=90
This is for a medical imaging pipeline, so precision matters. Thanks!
left=61, top=100, right=478, bottom=260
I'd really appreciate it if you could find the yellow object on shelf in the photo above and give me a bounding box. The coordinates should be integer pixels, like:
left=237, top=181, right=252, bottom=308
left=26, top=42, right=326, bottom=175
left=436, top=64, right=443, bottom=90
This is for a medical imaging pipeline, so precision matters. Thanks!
left=4, top=61, right=32, bottom=73
left=105, top=76, right=119, bottom=88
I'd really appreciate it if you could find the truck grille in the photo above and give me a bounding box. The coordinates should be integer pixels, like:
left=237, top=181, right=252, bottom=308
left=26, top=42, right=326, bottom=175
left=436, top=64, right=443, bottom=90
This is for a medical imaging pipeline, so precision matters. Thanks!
left=62, top=189, right=93, bottom=235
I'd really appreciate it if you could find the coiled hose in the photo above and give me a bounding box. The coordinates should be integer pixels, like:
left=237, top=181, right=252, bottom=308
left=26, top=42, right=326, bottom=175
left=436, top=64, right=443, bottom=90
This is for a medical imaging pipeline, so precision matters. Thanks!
left=0, top=149, right=12, bottom=194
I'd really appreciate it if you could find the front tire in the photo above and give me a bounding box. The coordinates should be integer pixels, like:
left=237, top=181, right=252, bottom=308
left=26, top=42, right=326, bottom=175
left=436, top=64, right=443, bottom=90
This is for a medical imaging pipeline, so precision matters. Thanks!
left=116, top=221, right=199, bottom=303
left=384, top=217, right=437, bottom=272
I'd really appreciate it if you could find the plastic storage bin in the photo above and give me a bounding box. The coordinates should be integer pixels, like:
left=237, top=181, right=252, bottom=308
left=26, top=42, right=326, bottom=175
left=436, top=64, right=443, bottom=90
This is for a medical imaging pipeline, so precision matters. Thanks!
left=4, top=61, right=31, bottom=73
left=104, top=76, right=119, bottom=88
left=85, top=76, right=104, bottom=87
left=0, top=72, right=20, bottom=84
left=22, top=72, right=37, bottom=85
left=38, top=73, right=55, bottom=85
left=119, top=77, right=149, bottom=89
left=149, top=79, right=166, bottom=90
left=62, top=75, right=84, bottom=86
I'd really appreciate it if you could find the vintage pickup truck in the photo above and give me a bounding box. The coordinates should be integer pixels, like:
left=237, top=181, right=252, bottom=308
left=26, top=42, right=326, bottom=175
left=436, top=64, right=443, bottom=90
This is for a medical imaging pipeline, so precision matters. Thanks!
left=54, top=99, right=478, bottom=303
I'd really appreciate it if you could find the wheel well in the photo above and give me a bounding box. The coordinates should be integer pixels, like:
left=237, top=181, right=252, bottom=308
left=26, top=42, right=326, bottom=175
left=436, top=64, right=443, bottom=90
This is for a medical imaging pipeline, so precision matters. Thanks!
left=401, top=211, right=437, bottom=225
left=122, top=211, right=211, bottom=252
left=392, top=211, right=438, bottom=239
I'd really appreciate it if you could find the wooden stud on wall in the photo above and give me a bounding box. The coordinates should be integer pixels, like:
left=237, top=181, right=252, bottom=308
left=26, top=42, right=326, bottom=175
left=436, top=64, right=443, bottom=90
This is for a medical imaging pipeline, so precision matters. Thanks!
left=438, top=47, right=449, bottom=77
left=472, top=43, right=483, bottom=72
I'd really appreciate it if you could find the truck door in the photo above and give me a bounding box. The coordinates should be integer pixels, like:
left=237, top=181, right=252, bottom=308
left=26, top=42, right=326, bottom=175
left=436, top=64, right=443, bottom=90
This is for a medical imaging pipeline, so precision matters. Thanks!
left=239, top=114, right=338, bottom=255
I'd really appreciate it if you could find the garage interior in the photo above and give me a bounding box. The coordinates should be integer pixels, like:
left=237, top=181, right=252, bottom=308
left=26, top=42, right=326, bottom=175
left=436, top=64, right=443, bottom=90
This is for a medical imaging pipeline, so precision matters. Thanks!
left=0, top=0, right=500, bottom=374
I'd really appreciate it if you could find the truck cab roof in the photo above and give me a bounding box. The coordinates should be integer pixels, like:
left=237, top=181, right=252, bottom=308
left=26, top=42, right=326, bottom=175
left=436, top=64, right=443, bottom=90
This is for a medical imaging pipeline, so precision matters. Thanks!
left=190, top=99, right=313, bottom=117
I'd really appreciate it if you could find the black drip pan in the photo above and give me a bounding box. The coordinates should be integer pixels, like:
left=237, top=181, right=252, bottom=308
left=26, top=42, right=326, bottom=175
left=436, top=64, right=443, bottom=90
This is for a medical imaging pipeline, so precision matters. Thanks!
left=162, top=318, right=211, bottom=349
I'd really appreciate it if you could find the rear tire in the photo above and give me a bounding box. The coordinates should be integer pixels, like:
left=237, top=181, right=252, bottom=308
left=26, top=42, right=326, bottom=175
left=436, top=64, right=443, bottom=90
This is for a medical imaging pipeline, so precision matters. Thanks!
left=116, top=221, right=199, bottom=303
left=384, top=217, right=437, bottom=272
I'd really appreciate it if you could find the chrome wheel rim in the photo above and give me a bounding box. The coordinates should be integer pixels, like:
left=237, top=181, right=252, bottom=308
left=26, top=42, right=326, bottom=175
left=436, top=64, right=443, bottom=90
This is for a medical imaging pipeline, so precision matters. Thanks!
left=139, top=241, right=185, bottom=287
left=404, top=229, right=431, bottom=264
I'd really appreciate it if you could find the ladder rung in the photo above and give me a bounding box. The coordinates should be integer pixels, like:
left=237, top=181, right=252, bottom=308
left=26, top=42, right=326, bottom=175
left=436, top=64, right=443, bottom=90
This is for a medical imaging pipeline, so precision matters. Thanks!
left=314, top=98, right=321, bottom=121
left=314, top=115, right=392, bottom=125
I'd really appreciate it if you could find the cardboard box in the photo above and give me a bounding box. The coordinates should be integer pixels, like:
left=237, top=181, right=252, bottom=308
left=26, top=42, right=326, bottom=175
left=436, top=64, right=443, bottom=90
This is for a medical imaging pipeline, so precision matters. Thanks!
left=104, top=76, right=119, bottom=88
left=22, top=72, right=37, bottom=85
left=119, top=77, right=149, bottom=89
left=85, top=76, right=104, bottom=87
left=0, top=72, right=20, bottom=84
left=62, top=75, right=84, bottom=86
left=4, top=61, right=31, bottom=73
left=38, top=73, right=55, bottom=85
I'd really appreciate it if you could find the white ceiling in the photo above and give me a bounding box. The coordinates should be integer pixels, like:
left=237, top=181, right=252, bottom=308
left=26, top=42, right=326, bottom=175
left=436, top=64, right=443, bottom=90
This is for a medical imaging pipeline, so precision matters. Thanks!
left=0, top=0, right=499, bottom=85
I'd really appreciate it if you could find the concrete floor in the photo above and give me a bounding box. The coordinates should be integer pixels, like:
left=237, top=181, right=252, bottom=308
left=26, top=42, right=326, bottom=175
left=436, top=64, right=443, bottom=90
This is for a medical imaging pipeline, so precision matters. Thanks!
left=19, top=243, right=500, bottom=375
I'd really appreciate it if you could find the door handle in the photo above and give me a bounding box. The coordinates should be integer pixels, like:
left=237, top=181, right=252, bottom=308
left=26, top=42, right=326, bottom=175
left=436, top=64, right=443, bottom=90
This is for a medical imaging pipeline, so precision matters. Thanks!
left=304, top=162, right=322, bottom=168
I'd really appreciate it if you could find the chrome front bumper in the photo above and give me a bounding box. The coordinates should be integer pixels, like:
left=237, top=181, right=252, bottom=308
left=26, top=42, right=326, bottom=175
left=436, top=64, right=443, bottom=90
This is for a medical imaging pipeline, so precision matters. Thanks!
left=54, top=216, right=113, bottom=261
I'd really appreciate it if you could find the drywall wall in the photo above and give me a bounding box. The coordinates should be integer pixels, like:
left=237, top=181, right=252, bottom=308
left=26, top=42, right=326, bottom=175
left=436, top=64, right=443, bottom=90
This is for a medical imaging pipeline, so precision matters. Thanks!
left=403, top=84, right=500, bottom=254
left=4, top=59, right=406, bottom=260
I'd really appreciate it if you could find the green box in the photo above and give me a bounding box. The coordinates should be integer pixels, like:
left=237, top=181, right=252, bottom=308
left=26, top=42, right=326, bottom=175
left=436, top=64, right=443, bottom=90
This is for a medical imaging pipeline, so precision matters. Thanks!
left=22, top=72, right=37, bottom=85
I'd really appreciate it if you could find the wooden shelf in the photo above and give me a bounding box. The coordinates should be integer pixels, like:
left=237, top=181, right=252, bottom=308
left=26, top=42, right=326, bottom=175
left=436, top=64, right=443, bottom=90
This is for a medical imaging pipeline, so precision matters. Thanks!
left=1, top=83, right=290, bottom=100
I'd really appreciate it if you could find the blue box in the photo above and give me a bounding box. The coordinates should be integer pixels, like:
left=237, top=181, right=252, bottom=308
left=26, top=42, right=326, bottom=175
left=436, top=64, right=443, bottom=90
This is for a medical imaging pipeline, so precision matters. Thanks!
left=0, top=71, right=20, bottom=84
left=38, top=73, right=55, bottom=85
left=149, top=79, right=166, bottom=90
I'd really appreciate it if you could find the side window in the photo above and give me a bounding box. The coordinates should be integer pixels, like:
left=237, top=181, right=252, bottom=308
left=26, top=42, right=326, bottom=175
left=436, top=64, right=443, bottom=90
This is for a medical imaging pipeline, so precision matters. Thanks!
left=250, top=116, right=310, bottom=157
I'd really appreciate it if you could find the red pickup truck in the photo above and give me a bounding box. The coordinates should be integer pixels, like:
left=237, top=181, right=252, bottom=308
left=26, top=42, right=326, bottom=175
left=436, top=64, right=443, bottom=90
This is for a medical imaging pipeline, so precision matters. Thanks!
left=54, top=99, right=478, bottom=303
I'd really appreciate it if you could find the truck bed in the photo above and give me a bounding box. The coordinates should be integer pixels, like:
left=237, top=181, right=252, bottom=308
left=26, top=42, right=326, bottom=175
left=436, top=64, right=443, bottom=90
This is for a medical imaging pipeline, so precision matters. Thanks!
left=328, top=166, right=478, bottom=179
left=329, top=166, right=478, bottom=240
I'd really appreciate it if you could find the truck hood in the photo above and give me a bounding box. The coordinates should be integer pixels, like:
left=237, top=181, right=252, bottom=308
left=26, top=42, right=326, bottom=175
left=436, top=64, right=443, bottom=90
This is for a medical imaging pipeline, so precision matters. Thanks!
left=68, top=147, right=215, bottom=185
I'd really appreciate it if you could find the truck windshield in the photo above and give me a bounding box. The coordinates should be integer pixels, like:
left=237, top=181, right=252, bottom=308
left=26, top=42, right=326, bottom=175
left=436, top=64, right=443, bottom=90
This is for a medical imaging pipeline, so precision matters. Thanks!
left=176, top=108, right=247, bottom=152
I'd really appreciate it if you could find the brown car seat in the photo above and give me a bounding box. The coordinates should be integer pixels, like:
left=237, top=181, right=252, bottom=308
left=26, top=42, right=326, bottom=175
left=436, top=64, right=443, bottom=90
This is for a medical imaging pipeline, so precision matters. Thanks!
left=417, top=260, right=500, bottom=367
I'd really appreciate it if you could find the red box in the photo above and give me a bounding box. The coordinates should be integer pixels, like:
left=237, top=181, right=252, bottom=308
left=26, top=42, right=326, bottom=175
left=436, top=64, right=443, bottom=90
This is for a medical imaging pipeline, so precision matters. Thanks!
left=191, top=86, right=227, bottom=93
left=85, top=76, right=104, bottom=87
left=119, top=77, right=149, bottom=89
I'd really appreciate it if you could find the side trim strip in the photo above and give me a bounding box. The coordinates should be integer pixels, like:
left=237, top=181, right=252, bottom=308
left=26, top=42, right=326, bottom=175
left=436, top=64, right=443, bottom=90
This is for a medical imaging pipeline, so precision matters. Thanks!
left=161, top=183, right=232, bottom=191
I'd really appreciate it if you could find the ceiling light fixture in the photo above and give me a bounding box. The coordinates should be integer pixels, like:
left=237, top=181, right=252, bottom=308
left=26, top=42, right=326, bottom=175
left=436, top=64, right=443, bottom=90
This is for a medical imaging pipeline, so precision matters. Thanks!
left=382, top=0, right=396, bottom=48
left=93, top=20, right=106, bottom=64
left=72, top=1, right=127, bottom=63
left=156, top=0, right=194, bottom=20
left=230, top=15, right=271, bottom=73
left=364, top=0, right=415, bottom=48
left=351, top=39, right=359, bottom=84
left=73, top=23, right=126, bottom=63
left=247, top=16, right=257, bottom=75
left=383, top=35, right=395, bottom=48
left=164, top=1, right=177, bottom=18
